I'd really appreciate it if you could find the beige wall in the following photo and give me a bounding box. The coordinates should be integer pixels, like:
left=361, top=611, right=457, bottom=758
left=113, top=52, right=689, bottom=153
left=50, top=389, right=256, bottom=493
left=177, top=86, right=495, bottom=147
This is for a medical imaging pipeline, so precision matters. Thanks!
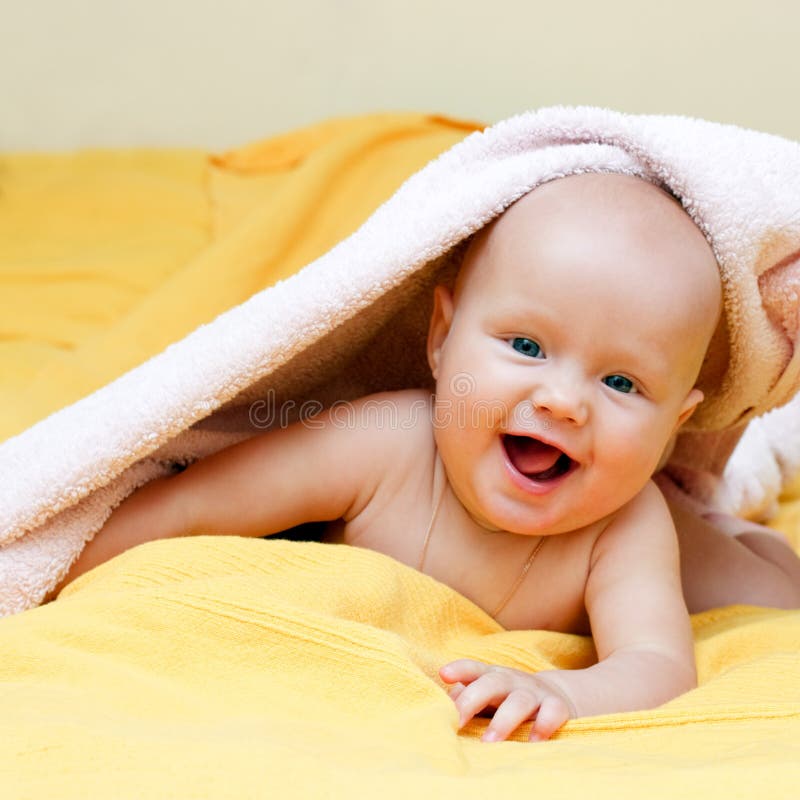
left=3, top=0, right=798, bottom=151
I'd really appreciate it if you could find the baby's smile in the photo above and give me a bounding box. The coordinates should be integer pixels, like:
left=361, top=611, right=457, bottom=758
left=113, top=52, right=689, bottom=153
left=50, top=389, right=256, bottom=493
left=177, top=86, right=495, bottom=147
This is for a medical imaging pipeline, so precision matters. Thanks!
left=501, top=433, right=578, bottom=495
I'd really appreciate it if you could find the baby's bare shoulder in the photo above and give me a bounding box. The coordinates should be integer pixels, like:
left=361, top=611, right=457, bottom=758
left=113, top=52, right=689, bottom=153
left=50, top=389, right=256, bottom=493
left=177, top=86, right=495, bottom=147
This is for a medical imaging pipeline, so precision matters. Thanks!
left=616, top=480, right=673, bottom=530
left=589, top=480, right=678, bottom=571
left=342, top=388, right=433, bottom=443
left=355, top=387, right=432, bottom=415
left=336, top=388, right=436, bottom=510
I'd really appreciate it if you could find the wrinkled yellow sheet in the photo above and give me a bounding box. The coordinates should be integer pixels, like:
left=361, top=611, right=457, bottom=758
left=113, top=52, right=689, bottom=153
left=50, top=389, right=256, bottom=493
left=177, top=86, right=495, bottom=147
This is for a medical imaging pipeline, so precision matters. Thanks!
left=1, top=536, right=800, bottom=797
left=2, top=114, right=800, bottom=796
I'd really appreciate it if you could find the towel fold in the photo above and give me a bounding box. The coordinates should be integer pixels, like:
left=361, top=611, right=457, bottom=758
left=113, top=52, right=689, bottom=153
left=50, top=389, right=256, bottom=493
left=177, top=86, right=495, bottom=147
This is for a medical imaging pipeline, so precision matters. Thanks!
left=2, top=106, right=800, bottom=614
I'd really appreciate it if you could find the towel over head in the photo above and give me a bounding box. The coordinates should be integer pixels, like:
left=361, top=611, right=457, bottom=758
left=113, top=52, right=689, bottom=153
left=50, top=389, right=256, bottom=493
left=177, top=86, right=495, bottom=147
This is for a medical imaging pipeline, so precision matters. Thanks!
left=2, top=105, right=800, bottom=615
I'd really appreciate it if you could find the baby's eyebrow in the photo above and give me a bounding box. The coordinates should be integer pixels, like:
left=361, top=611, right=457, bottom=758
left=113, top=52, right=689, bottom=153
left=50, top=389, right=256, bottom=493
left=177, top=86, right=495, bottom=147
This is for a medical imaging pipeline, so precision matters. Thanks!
left=609, top=340, right=666, bottom=368
left=489, top=301, right=557, bottom=327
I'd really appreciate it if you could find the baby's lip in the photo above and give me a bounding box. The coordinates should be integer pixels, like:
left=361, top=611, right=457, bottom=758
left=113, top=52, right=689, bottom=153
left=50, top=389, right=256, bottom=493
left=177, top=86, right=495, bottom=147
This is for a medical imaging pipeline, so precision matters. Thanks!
left=503, top=429, right=581, bottom=466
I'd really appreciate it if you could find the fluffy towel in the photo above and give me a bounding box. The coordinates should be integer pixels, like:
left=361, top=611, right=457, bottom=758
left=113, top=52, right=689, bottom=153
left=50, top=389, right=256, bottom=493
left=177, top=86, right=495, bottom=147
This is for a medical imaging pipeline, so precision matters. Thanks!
left=1, top=535, right=800, bottom=797
left=2, top=106, right=800, bottom=615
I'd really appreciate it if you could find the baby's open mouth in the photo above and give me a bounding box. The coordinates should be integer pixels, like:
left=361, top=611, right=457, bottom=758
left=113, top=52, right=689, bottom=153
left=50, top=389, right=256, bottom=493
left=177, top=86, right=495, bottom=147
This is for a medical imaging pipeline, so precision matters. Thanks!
left=502, top=434, right=575, bottom=481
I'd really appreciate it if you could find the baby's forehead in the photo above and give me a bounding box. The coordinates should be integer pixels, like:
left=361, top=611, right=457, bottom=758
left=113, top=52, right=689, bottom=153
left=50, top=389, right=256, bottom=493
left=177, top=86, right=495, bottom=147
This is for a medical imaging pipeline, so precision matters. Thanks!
left=456, top=172, right=715, bottom=289
left=453, top=171, right=722, bottom=361
left=491, top=172, right=684, bottom=234
left=564, top=171, right=679, bottom=198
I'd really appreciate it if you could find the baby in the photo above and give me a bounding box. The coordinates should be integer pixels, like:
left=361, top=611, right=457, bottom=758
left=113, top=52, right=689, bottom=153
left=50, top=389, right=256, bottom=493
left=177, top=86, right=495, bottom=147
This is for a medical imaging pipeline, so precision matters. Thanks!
left=53, top=173, right=800, bottom=742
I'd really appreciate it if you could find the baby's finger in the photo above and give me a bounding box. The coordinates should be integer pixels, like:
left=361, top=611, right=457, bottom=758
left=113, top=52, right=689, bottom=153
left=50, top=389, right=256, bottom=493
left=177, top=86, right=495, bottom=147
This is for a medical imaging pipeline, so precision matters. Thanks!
left=452, top=672, right=512, bottom=728
left=529, top=695, right=570, bottom=742
left=439, top=659, right=491, bottom=685
left=481, top=690, right=540, bottom=743
left=447, top=681, right=467, bottom=701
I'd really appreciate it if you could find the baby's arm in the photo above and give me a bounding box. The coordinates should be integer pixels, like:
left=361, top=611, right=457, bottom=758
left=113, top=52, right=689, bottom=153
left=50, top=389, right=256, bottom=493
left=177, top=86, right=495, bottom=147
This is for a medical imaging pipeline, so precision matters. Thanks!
left=441, top=481, right=696, bottom=741
left=52, top=392, right=408, bottom=594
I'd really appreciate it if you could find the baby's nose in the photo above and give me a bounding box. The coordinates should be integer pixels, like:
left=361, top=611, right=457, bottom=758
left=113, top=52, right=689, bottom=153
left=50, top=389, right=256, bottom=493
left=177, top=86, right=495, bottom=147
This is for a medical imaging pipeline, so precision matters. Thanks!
left=529, top=380, right=588, bottom=426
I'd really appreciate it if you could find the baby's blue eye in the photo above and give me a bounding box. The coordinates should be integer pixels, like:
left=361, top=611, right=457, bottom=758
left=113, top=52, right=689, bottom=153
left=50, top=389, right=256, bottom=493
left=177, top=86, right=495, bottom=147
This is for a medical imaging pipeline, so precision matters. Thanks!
left=510, top=337, right=543, bottom=358
left=603, top=375, right=636, bottom=394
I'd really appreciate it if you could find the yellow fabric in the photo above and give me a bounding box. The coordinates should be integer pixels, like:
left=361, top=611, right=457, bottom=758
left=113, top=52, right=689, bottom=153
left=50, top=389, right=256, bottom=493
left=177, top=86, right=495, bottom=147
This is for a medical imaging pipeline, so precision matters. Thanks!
left=3, top=113, right=800, bottom=794
left=0, top=536, right=797, bottom=796
left=767, top=470, right=800, bottom=550
left=0, top=112, right=482, bottom=443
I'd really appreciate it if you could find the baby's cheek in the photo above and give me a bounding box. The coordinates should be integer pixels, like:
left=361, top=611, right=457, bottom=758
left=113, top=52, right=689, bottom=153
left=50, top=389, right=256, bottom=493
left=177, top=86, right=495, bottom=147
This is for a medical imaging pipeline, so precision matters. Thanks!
left=654, top=434, right=678, bottom=473
left=601, top=426, right=664, bottom=486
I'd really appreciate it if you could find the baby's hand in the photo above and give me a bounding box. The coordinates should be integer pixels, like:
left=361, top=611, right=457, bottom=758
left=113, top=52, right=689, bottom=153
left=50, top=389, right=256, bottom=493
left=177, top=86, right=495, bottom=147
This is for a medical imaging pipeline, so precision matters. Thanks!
left=439, top=659, right=576, bottom=742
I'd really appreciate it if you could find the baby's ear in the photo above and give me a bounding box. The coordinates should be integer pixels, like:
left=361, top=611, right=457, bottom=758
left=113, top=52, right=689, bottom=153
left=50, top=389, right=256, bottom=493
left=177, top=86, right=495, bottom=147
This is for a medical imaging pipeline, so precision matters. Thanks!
left=427, top=285, right=454, bottom=380
left=673, top=387, right=704, bottom=433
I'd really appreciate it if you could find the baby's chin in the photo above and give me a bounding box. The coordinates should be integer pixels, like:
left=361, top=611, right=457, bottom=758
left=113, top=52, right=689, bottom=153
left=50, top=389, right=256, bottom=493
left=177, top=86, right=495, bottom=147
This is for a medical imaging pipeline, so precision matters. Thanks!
left=466, top=502, right=591, bottom=538
left=480, top=491, right=633, bottom=538
left=455, top=464, right=647, bottom=538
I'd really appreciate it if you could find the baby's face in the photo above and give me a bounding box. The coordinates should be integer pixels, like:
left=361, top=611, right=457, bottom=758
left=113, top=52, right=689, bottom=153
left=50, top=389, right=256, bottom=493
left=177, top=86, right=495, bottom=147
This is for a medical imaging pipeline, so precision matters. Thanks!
left=427, top=173, right=721, bottom=536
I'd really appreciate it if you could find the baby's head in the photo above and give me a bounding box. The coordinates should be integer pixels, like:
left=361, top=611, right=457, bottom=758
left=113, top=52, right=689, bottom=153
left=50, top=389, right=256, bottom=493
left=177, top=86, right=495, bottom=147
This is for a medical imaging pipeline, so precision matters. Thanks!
left=426, top=172, right=722, bottom=535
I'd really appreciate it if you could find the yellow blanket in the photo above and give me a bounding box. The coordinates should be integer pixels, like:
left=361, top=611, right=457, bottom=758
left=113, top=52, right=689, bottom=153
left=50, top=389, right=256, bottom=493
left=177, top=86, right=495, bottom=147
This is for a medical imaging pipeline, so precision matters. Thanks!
left=2, top=113, right=800, bottom=795
left=2, top=535, right=800, bottom=797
